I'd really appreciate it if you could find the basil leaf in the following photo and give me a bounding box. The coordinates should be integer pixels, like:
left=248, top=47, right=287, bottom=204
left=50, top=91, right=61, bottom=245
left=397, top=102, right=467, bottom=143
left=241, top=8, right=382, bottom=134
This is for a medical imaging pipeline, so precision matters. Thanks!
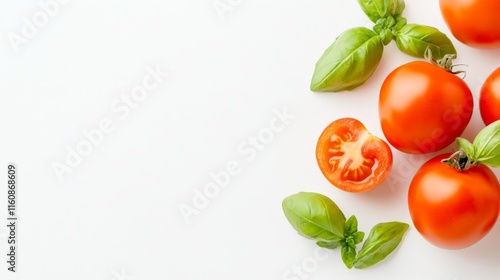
left=456, top=137, right=475, bottom=157
left=472, top=120, right=500, bottom=166
left=394, top=24, right=456, bottom=59
left=352, top=231, right=365, bottom=244
left=392, top=15, right=407, bottom=31
left=357, top=0, right=405, bottom=23
left=346, top=235, right=356, bottom=248
left=341, top=242, right=357, bottom=269
left=282, top=192, right=346, bottom=242
left=390, top=0, right=405, bottom=17
left=316, top=240, right=341, bottom=249
left=353, top=222, right=409, bottom=269
left=310, top=27, right=383, bottom=92
left=345, top=215, right=359, bottom=236
left=378, top=29, right=393, bottom=46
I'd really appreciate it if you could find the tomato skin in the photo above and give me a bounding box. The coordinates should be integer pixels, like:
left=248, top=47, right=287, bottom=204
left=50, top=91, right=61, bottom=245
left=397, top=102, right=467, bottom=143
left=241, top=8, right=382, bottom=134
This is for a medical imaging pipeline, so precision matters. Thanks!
left=316, top=118, right=393, bottom=193
left=408, top=154, right=500, bottom=250
left=379, top=61, right=473, bottom=154
left=439, top=0, right=500, bottom=49
left=480, top=67, right=500, bottom=126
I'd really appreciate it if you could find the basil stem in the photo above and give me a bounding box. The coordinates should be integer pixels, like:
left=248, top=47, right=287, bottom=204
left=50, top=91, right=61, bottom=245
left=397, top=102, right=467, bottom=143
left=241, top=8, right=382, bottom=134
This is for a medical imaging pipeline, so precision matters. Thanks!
left=353, top=222, right=409, bottom=269
left=282, top=192, right=346, bottom=242
left=310, top=27, right=383, bottom=92
left=394, top=23, right=456, bottom=59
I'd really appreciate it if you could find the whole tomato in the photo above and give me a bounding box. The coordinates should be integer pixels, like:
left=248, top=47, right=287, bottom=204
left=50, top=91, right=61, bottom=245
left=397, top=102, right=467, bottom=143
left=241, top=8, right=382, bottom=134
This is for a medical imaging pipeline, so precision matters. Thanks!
left=408, top=153, right=500, bottom=249
left=439, top=0, right=500, bottom=49
left=480, top=67, right=500, bottom=125
left=379, top=61, right=473, bottom=154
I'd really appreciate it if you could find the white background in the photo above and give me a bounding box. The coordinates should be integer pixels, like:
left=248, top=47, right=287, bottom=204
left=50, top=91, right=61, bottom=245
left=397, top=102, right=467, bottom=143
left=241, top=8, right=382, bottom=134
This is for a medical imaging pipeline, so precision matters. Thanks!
left=2, top=0, right=500, bottom=279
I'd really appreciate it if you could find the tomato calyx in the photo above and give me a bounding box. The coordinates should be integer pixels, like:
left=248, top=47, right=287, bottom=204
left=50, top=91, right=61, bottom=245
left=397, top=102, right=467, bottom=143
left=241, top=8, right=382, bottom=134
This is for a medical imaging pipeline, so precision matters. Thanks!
left=441, top=149, right=477, bottom=171
left=443, top=119, right=500, bottom=171
left=424, top=48, right=466, bottom=78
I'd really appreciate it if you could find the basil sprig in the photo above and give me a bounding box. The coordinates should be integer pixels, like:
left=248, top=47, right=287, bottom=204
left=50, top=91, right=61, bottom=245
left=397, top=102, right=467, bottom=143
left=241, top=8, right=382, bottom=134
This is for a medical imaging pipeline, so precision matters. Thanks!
left=310, top=0, right=456, bottom=92
left=282, top=192, right=409, bottom=269
left=446, top=120, right=500, bottom=170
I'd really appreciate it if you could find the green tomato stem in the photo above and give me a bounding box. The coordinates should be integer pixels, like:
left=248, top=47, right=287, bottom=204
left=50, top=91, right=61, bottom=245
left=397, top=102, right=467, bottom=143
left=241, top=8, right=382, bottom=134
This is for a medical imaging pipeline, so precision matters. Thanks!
left=441, top=150, right=477, bottom=171
left=424, top=48, right=466, bottom=77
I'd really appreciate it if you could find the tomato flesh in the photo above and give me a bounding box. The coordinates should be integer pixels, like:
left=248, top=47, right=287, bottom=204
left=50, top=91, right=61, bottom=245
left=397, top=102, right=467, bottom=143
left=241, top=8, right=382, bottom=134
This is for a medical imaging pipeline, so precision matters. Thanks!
left=480, top=67, right=500, bottom=125
left=408, top=154, right=500, bottom=249
left=316, top=118, right=392, bottom=192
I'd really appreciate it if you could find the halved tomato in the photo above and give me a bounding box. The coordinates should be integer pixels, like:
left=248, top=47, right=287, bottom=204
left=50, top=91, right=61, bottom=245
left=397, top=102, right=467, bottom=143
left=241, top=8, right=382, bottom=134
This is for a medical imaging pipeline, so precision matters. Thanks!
left=316, top=118, right=393, bottom=192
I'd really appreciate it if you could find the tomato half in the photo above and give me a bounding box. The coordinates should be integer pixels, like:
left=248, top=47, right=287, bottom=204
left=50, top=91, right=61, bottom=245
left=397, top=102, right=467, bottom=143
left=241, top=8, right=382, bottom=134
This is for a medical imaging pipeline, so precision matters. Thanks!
left=480, top=67, right=500, bottom=126
left=439, top=0, right=500, bottom=49
left=379, top=61, right=473, bottom=154
left=408, top=154, right=500, bottom=250
left=316, top=118, right=393, bottom=192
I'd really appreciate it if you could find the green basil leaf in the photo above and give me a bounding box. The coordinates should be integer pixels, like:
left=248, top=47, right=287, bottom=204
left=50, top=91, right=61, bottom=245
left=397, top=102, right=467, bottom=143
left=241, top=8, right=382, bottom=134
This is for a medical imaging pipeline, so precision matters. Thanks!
left=316, top=240, right=342, bottom=249
left=310, top=27, right=384, bottom=92
left=394, top=24, right=456, bottom=59
left=392, top=15, right=407, bottom=31
left=373, top=18, right=386, bottom=34
left=372, top=15, right=401, bottom=45
left=341, top=242, right=357, bottom=269
left=357, top=0, right=405, bottom=23
left=345, top=215, right=359, bottom=236
left=353, top=222, right=409, bottom=269
left=456, top=137, right=475, bottom=157
left=472, top=120, right=500, bottom=166
left=346, top=236, right=356, bottom=248
left=390, top=0, right=405, bottom=17
left=282, top=192, right=346, bottom=242
left=379, top=29, right=393, bottom=45
left=384, top=15, right=396, bottom=28
left=352, top=231, right=365, bottom=244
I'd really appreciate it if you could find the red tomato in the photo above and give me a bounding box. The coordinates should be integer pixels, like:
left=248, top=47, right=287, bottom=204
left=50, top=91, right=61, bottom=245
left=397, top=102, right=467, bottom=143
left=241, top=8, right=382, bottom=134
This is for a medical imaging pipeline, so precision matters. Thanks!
left=316, top=118, right=393, bottom=192
left=439, top=0, right=500, bottom=49
left=379, top=61, right=473, bottom=154
left=408, top=154, right=500, bottom=249
left=480, top=67, right=500, bottom=125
